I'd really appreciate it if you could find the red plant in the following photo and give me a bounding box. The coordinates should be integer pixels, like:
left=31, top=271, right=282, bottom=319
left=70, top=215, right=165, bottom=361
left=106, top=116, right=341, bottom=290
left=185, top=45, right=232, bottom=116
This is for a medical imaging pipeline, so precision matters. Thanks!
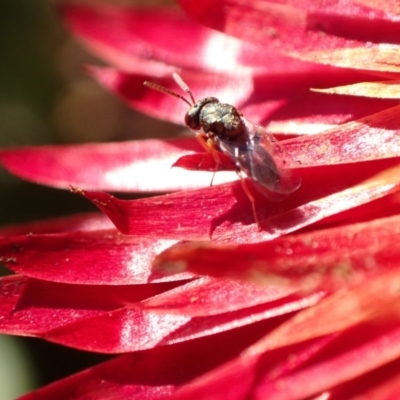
left=2, top=1, right=400, bottom=398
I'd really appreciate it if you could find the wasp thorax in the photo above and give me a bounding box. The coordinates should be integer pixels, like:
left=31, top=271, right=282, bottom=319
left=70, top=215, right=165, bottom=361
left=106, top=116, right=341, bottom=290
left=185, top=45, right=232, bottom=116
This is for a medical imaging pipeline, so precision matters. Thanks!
left=185, top=97, right=219, bottom=130
left=201, top=102, right=244, bottom=140
left=185, top=98, right=244, bottom=140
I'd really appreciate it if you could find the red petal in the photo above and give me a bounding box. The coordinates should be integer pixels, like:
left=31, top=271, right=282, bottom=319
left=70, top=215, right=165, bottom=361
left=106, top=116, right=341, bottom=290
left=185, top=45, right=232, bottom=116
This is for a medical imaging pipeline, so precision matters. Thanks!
left=281, top=104, right=400, bottom=166
left=0, top=275, right=182, bottom=336
left=327, top=358, right=400, bottom=399
left=42, top=307, right=191, bottom=353
left=75, top=159, right=400, bottom=242
left=251, top=322, right=400, bottom=399
left=0, top=230, right=189, bottom=285
left=172, top=152, right=235, bottom=171
left=0, top=274, right=322, bottom=353
left=154, top=214, right=400, bottom=290
left=63, top=3, right=380, bottom=129
left=19, top=352, right=178, bottom=399
left=63, top=2, right=388, bottom=131
left=19, top=320, right=283, bottom=400
left=90, top=66, right=387, bottom=130
left=62, top=2, right=348, bottom=75
left=141, top=276, right=298, bottom=316
left=266, top=92, right=398, bottom=136
left=168, top=335, right=335, bottom=399
left=158, top=292, right=323, bottom=346
left=61, top=4, right=270, bottom=72
left=89, top=67, right=259, bottom=126
left=0, top=139, right=239, bottom=192
left=178, top=0, right=400, bottom=53
left=0, top=212, right=112, bottom=237
left=2, top=102, right=400, bottom=192
left=169, top=269, right=400, bottom=399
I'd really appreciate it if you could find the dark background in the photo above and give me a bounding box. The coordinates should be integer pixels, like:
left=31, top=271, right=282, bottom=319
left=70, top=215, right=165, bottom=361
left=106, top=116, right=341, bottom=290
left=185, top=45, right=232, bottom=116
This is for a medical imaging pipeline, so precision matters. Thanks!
left=0, top=0, right=177, bottom=396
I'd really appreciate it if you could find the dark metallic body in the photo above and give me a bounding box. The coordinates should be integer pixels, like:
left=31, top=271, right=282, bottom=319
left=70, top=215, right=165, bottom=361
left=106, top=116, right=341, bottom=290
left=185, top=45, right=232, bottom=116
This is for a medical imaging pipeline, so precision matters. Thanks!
left=185, top=97, right=284, bottom=194
left=143, top=74, right=300, bottom=227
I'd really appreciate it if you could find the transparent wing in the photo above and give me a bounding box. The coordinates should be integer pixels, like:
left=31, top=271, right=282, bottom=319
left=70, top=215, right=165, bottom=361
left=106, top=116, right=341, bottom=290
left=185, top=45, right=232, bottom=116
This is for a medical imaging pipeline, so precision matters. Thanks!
left=217, top=117, right=301, bottom=195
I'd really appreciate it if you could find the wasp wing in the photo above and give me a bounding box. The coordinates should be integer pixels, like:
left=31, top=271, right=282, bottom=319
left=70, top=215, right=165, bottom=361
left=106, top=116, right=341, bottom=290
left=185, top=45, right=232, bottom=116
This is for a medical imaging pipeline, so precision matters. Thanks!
left=216, top=117, right=301, bottom=196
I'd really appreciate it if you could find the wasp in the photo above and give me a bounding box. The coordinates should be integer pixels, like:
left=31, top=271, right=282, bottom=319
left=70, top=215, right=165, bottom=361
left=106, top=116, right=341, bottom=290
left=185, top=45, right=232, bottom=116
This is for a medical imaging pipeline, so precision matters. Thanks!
left=144, top=73, right=300, bottom=229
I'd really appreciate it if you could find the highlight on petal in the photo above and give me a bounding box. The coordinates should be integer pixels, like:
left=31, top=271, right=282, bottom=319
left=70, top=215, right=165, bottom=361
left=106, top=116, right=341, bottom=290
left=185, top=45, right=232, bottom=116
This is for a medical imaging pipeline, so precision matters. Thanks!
left=0, top=230, right=187, bottom=285
left=265, top=91, right=398, bottom=135
left=61, top=1, right=355, bottom=79
left=172, top=152, right=235, bottom=172
left=41, top=307, right=192, bottom=353
left=0, top=275, right=322, bottom=353
left=312, top=80, right=400, bottom=99
left=158, top=291, right=324, bottom=346
left=354, top=0, right=400, bottom=15
left=0, top=275, right=191, bottom=353
left=60, top=2, right=271, bottom=73
left=297, top=46, right=400, bottom=74
left=141, top=276, right=298, bottom=316
left=0, top=138, right=238, bottom=192
left=286, top=104, right=400, bottom=167
left=0, top=275, right=184, bottom=338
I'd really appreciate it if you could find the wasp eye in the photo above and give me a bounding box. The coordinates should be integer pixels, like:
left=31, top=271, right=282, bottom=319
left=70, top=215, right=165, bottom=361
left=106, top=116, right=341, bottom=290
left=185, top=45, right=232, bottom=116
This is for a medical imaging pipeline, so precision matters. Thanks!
left=185, top=112, right=199, bottom=130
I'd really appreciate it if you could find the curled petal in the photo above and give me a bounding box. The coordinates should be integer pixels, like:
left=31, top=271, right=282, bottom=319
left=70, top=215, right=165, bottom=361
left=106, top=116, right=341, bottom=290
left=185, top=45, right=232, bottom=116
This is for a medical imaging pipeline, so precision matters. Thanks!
left=75, top=159, right=400, bottom=242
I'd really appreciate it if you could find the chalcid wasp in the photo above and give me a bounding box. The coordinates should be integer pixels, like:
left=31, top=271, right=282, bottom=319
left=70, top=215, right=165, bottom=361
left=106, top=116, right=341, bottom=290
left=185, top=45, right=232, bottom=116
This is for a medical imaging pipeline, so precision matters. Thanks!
left=144, top=73, right=301, bottom=229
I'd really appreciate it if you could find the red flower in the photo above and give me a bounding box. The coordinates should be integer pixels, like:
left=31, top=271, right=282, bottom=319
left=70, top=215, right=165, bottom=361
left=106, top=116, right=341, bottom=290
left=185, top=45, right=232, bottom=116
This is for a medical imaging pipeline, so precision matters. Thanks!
left=2, top=1, right=400, bottom=398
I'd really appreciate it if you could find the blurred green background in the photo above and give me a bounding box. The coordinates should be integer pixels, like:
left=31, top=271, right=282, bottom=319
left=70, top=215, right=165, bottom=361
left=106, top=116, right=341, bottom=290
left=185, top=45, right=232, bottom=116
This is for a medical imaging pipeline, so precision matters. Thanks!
left=0, top=0, right=177, bottom=398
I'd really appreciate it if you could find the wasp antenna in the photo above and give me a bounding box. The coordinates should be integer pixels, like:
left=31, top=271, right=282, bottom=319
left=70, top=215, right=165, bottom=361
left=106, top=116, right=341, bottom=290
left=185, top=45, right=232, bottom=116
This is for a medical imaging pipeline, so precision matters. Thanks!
left=143, top=81, right=192, bottom=107
left=172, top=73, right=196, bottom=105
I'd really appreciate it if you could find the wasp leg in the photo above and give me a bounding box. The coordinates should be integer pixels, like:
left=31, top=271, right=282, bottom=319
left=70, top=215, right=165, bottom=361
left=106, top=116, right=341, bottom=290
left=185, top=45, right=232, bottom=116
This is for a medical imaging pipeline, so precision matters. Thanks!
left=195, top=132, right=220, bottom=186
left=238, top=171, right=261, bottom=230
left=208, top=141, right=221, bottom=187
left=194, top=133, right=210, bottom=169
